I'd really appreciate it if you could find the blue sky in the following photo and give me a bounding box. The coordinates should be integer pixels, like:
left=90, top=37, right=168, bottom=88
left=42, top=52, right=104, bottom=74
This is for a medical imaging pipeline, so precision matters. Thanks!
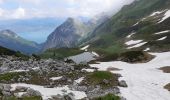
left=0, top=0, right=134, bottom=43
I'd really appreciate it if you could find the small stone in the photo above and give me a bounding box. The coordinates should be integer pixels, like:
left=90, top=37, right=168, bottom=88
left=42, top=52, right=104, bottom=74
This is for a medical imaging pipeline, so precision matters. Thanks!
left=103, top=79, right=109, bottom=84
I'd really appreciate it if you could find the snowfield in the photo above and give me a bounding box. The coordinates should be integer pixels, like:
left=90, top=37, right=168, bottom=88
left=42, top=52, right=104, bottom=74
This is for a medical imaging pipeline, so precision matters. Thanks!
left=11, top=83, right=87, bottom=100
left=90, top=52, right=170, bottom=100
left=159, top=10, right=170, bottom=23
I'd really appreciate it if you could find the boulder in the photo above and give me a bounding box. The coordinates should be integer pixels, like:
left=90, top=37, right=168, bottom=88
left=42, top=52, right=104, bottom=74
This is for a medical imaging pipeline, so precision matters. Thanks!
left=1, top=91, right=11, bottom=96
left=118, top=80, right=128, bottom=87
left=15, top=86, right=28, bottom=92
left=3, top=84, right=11, bottom=92
left=22, top=88, right=41, bottom=97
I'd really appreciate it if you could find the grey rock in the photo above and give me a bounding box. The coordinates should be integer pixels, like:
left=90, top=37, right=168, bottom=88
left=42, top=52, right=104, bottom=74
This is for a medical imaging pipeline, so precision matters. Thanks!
left=0, top=84, right=4, bottom=91
left=15, top=86, right=28, bottom=92
left=103, top=79, right=109, bottom=84
left=119, top=80, right=128, bottom=87
left=23, top=88, right=41, bottom=97
left=3, top=84, right=11, bottom=92
left=2, top=91, right=11, bottom=96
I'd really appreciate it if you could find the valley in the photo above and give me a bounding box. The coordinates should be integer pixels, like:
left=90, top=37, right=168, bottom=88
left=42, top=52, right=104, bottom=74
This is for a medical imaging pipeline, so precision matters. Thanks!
left=0, top=0, right=170, bottom=100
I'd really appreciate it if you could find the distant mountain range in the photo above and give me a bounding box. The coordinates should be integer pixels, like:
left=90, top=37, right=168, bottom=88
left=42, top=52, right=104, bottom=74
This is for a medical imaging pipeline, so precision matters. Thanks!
left=0, top=0, right=170, bottom=55
left=0, top=30, right=40, bottom=54
left=0, top=18, right=65, bottom=43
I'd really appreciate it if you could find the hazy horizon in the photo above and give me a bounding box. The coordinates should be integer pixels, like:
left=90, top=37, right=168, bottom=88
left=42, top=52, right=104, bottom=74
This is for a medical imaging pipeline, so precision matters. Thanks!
left=0, top=0, right=135, bottom=43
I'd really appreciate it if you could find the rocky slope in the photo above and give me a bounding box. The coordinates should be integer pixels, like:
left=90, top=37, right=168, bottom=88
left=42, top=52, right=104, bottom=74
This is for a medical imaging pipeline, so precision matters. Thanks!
left=0, top=30, right=40, bottom=54
left=0, top=54, right=126, bottom=100
left=42, top=13, right=110, bottom=51
left=42, top=18, right=89, bottom=51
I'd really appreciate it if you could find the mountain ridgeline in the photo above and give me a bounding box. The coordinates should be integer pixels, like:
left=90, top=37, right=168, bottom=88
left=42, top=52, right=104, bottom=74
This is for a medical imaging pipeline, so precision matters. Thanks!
left=0, top=30, right=40, bottom=54
left=0, top=0, right=170, bottom=55
left=42, top=14, right=109, bottom=51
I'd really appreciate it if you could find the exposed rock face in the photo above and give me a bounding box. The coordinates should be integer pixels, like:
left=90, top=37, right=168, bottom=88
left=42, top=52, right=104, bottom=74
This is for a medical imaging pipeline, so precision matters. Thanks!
left=42, top=14, right=110, bottom=51
left=0, top=29, right=40, bottom=54
left=42, top=18, right=89, bottom=51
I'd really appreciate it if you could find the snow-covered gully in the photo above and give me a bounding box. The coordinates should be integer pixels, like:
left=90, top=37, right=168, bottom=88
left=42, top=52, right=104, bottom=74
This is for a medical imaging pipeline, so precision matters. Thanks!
left=90, top=52, right=170, bottom=100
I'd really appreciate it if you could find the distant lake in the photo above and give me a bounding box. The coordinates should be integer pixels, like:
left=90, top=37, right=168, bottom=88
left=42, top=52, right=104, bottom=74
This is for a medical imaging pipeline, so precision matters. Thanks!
left=18, top=30, right=53, bottom=44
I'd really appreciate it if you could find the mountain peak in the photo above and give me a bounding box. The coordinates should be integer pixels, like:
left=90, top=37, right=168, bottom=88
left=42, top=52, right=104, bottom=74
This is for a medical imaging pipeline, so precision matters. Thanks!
left=0, top=29, right=18, bottom=38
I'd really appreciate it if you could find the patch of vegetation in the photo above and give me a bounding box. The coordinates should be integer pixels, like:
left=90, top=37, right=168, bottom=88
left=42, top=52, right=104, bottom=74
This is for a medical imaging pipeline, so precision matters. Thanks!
left=0, top=72, right=27, bottom=82
left=164, top=83, right=170, bottom=91
left=119, top=51, right=154, bottom=63
left=40, top=48, right=83, bottom=59
left=2, top=96, right=42, bottom=100
left=84, top=71, right=119, bottom=88
left=159, top=66, right=170, bottom=73
left=0, top=46, right=29, bottom=60
left=92, top=94, right=120, bottom=100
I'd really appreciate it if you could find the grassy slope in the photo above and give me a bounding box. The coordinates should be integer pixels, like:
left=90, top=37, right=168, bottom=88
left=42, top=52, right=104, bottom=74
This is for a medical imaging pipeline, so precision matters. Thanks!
left=0, top=46, right=29, bottom=60
left=83, top=0, right=170, bottom=54
left=40, top=48, right=83, bottom=59
left=93, top=94, right=120, bottom=100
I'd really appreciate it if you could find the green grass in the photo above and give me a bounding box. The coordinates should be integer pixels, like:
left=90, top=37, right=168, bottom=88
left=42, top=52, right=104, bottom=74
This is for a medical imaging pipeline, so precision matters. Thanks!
left=81, top=0, right=170, bottom=54
left=85, top=71, right=119, bottom=88
left=164, top=83, right=170, bottom=91
left=91, top=71, right=113, bottom=79
left=93, top=94, right=120, bottom=100
left=0, top=72, right=27, bottom=82
left=40, top=48, right=83, bottom=59
left=2, top=96, right=42, bottom=100
left=0, top=46, right=30, bottom=60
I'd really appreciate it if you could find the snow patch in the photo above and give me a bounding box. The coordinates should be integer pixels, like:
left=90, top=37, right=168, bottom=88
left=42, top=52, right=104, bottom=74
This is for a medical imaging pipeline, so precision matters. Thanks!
left=9, top=70, right=29, bottom=73
left=91, top=51, right=99, bottom=57
left=125, top=40, right=143, bottom=46
left=127, top=42, right=147, bottom=49
left=82, top=68, right=95, bottom=72
left=133, top=22, right=139, bottom=26
left=11, top=83, right=87, bottom=100
left=144, top=48, right=150, bottom=51
left=157, top=36, right=167, bottom=41
left=80, top=45, right=90, bottom=51
left=50, top=76, right=63, bottom=81
left=154, top=30, right=170, bottom=35
left=126, top=32, right=136, bottom=38
left=74, top=77, right=84, bottom=84
left=150, top=11, right=164, bottom=17
left=158, top=10, right=170, bottom=23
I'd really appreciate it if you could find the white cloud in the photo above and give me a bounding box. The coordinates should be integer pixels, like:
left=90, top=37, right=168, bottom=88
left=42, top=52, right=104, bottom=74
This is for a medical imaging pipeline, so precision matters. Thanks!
left=0, top=8, right=4, bottom=16
left=0, top=0, right=4, bottom=4
left=12, top=7, right=26, bottom=19
left=0, top=0, right=135, bottom=19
